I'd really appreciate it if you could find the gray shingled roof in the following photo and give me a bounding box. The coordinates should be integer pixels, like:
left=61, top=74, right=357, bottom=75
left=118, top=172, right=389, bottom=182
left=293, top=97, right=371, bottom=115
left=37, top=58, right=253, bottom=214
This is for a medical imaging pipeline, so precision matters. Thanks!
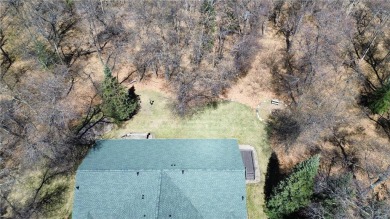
left=72, top=139, right=247, bottom=219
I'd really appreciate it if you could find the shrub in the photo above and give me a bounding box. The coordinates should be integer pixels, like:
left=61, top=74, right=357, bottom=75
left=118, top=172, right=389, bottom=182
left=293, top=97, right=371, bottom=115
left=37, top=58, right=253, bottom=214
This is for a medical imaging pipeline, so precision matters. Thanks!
left=368, top=80, right=390, bottom=114
left=34, top=41, right=59, bottom=68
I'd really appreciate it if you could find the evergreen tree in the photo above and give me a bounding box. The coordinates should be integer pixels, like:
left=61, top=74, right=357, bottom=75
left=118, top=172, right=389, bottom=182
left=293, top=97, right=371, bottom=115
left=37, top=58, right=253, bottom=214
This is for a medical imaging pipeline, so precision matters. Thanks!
left=265, top=155, right=320, bottom=219
left=369, top=80, right=390, bottom=114
left=101, top=66, right=140, bottom=121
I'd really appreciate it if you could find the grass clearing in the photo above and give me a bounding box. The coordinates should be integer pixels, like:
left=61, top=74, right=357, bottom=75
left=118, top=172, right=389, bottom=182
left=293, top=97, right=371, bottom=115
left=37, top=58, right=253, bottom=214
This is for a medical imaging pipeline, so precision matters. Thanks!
left=106, top=89, right=271, bottom=218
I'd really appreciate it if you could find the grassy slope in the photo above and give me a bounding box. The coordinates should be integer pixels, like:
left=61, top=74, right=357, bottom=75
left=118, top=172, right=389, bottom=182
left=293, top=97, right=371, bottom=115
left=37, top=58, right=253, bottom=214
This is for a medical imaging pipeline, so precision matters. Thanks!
left=106, top=90, right=271, bottom=218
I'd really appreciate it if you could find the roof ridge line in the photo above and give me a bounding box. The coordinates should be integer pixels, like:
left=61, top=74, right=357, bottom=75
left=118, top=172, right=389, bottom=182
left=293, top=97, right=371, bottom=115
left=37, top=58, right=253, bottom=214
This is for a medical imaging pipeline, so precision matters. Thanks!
left=156, top=170, right=163, bottom=219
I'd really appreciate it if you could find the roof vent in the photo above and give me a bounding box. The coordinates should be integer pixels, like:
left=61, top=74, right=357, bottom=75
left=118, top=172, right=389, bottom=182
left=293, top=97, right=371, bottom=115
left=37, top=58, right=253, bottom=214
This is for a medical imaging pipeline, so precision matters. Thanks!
left=169, top=215, right=172, bottom=217
left=142, top=194, right=144, bottom=199
left=242, top=196, right=244, bottom=200
left=137, top=172, right=139, bottom=176
left=143, top=215, right=146, bottom=217
left=182, top=170, right=184, bottom=174
left=76, top=186, right=79, bottom=190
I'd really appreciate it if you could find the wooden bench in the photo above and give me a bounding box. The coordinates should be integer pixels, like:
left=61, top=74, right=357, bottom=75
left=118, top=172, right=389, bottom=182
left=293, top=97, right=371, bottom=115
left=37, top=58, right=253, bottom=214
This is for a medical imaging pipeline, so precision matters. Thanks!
left=271, top=99, right=280, bottom=105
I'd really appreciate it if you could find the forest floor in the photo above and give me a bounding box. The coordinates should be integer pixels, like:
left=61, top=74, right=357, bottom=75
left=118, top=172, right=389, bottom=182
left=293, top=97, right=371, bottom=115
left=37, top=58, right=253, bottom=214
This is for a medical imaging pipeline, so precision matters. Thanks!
left=126, top=26, right=282, bottom=109
left=223, top=29, right=283, bottom=108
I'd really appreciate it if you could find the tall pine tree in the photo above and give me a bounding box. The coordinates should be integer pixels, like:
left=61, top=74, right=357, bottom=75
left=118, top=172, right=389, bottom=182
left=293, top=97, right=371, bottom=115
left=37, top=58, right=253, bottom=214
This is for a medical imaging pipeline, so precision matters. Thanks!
left=266, top=155, right=320, bottom=219
left=101, top=66, right=140, bottom=121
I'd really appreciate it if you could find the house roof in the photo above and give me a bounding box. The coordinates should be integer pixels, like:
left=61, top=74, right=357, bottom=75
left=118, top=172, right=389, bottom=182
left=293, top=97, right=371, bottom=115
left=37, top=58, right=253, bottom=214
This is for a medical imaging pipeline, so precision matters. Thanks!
left=78, top=139, right=244, bottom=171
left=72, top=139, right=247, bottom=219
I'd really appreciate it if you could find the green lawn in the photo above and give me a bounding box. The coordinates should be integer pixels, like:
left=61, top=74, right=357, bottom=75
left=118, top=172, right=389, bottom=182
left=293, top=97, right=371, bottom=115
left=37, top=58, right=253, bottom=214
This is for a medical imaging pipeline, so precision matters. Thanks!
left=106, top=90, right=271, bottom=218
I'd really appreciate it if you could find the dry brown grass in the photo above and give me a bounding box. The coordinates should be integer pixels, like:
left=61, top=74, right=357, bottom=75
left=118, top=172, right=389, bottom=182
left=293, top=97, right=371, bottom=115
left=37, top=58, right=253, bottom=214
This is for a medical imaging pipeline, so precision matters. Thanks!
left=224, top=27, right=284, bottom=109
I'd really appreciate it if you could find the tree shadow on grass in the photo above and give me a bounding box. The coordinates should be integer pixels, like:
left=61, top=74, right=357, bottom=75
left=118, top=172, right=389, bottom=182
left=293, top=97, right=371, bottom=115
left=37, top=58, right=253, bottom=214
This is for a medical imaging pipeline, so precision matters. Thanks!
left=265, top=110, right=301, bottom=152
left=174, top=99, right=232, bottom=119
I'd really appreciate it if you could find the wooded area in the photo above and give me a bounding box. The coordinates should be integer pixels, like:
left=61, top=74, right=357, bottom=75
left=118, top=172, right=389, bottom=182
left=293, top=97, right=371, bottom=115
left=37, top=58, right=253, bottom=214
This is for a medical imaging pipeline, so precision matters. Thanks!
left=265, top=0, right=390, bottom=218
left=0, top=0, right=389, bottom=218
